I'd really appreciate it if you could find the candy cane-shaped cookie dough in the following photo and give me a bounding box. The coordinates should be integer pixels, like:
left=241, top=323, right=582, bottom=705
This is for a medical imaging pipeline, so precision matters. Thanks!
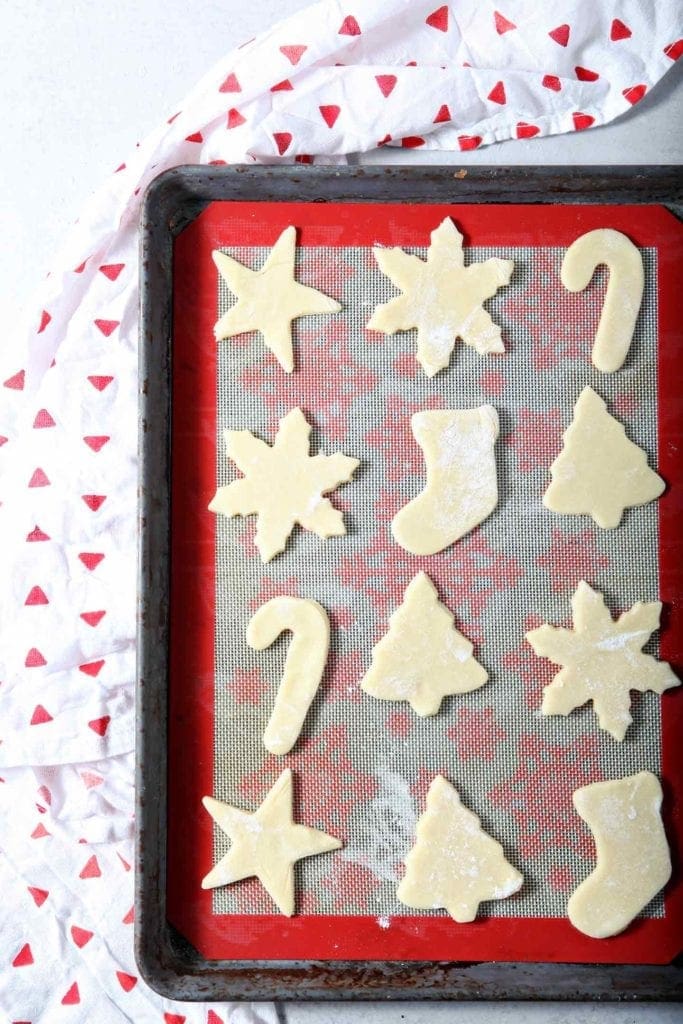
left=247, top=597, right=329, bottom=756
left=561, top=228, right=644, bottom=373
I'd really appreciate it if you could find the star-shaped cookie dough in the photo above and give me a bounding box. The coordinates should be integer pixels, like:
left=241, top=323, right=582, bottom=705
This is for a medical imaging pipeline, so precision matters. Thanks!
left=526, top=580, right=680, bottom=741
left=367, top=218, right=514, bottom=377
left=202, top=769, right=342, bottom=915
left=209, top=406, right=359, bottom=562
left=213, top=226, right=341, bottom=372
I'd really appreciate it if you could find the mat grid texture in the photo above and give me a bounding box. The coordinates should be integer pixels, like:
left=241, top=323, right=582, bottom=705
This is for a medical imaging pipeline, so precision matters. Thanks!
left=210, top=242, right=661, bottom=922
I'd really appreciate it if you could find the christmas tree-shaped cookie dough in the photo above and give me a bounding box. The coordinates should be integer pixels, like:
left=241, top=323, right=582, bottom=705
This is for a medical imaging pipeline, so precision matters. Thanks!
left=360, top=572, right=487, bottom=716
left=213, top=226, right=341, bottom=372
left=544, top=386, right=664, bottom=528
left=367, top=217, right=514, bottom=377
left=397, top=775, right=523, bottom=923
left=209, top=407, right=359, bottom=562
left=202, top=768, right=342, bottom=916
left=527, top=580, right=679, bottom=741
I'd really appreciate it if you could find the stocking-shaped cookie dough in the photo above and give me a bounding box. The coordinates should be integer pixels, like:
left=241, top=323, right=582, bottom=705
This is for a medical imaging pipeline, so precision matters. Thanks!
left=544, top=386, right=664, bottom=529
left=392, top=406, right=499, bottom=555
left=397, top=775, right=523, bottom=923
left=568, top=772, right=671, bottom=938
left=360, top=572, right=487, bottom=716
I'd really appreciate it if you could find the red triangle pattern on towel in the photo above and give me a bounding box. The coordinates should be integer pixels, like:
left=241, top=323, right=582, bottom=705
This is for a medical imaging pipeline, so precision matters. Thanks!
left=87, top=374, right=113, bottom=391
left=80, top=610, right=106, bottom=627
left=88, top=715, right=111, bottom=736
left=61, top=982, right=81, bottom=1005
left=33, top=408, right=56, bottom=428
left=28, top=886, right=49, bottom=907
left=494, top=11, right=516, bottom=34
left=227, top=108, right=246, bottom=129
left=338, top=15, right=361, bottom=36
left=549, top=24, right=570, bottom=47
left=623, top=84, right=647, bottom=105
left=70, top=925, right=93, bottom=948
left=30, top=705, right=53, bottom=725
left=94, top=319, right=119, bottom=337
left=425, top=6, right=448, bottom=32
left=319, top=104, right=341, bottom=127
left=12, top=943, right=34, bottom=967
left=611, top=18, right=632, bottom=41
left=375, top=74, right=397, bottom=98
left=273, top=132, right=293, bottom=155
left=219, top=72, right=241, bottom=93
left=280, top=44, right=307, bottom=65
left=99, top=263, right=124, bottom=281
left=83, top=435, right=110, bottom=452
left=79, top=855, right=101, bottom=879
left=488, top=81, right=506, bottom=104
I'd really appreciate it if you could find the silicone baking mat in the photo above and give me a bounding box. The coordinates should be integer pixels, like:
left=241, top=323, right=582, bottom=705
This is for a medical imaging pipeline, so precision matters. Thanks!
left=168, top=201, right=682, bottom=965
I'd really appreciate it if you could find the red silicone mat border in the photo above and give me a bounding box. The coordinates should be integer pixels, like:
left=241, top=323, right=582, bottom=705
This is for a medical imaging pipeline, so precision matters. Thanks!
left=169, top=201, right=683, bottom=964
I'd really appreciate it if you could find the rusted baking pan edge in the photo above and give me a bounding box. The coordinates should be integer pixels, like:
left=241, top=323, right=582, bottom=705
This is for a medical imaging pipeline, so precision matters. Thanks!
left=136, top=165, right=682, bottom=1002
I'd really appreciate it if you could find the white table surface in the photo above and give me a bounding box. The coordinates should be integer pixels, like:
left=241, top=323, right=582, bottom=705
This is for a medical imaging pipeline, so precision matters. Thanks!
left=2, top=2, right=681, bottom=1021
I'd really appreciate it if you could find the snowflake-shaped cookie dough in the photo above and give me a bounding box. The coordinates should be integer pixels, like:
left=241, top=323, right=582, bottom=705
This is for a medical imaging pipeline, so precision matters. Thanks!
left=209, top=407, right=359, bottom=562
left=213, top=225, right=341, bottom=372
left=202, top=768, right=342, bottom=916
left=367, top=218, right=514, bottom=377
left=526, top=580, right=680, bottom=741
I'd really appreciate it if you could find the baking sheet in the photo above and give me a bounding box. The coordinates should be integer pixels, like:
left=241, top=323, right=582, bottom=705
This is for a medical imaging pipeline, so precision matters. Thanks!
left=166, top=198, right=682, bottom=966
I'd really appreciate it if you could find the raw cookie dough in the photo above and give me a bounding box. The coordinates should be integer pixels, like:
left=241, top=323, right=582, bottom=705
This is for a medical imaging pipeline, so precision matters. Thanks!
left=543, top=386, right=664, bottom=529
left=561, top=228, right=644, bottom=373
left=360, top=571, right=487, bottom=716
left=212, top=225, right=341, bottom=372
left=568, top=772, right=671, bottom=938
left=392, top=406, right=499, bottom=555
left=209, top=406, right=359, bottom=562
left=397, top=775, right=523, bottom=923
left=247, top=596, right=330, bottom=756
left=526, top=580, right=679, bottom=741
left=367, top=218, right=514, bottom=377
left=201, top=768, right=342, bottom=916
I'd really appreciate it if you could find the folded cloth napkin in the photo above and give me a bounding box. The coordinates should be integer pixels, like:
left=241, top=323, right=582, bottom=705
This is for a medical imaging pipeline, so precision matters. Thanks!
left=0, top=1, right=680, bottom=1019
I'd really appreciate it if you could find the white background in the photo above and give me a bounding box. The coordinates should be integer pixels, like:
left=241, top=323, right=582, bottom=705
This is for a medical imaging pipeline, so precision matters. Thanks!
left=2, top=1, right=682, bottom=1021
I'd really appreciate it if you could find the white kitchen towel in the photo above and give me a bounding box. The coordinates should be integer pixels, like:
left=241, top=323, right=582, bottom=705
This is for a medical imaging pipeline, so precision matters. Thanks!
left=0, top=1, right=680, bottom=1020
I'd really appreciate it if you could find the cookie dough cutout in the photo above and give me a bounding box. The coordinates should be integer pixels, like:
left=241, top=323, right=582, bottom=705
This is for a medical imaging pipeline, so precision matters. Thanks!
left=392, top=406, right=499, bottom=556
left=561, top=228, right=644, bottom=373
left=368, top=218, right=514, bottom=377
left=209, top=407, right=359, bottom=562
left=543, top=386, right=664, bottom=529
left=248, top=597, right=330, bottom=756
left=360, top=572, right=487, bottom=717
left=213, top=226, right=341, bottom=372
left=397, top=775, right=523, bottom=923
left=527, top=581, right=679, bottom=741
left=568, top=772, right=671, bottom=938
left=202, top=768, right=342, bottom=916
